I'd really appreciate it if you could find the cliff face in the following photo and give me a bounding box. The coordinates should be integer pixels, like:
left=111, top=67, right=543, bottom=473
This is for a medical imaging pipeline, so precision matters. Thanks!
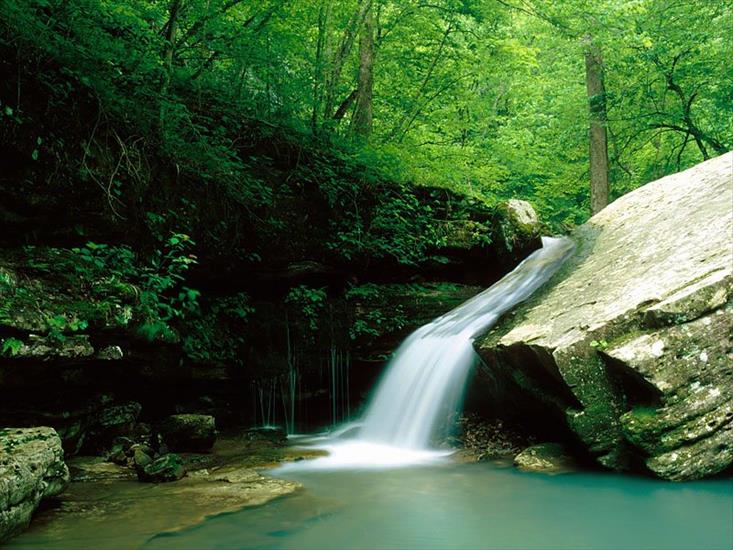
left=476, top=152, right=733, bottom=480
left=0, top=197, right=541, bottom=448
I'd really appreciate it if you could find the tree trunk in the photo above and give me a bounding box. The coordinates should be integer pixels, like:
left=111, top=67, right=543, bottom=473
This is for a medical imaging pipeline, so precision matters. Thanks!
left=312, top=1, right=330, bottom=133
left=162, top=0, right=182, bottom=97
left=323, top=0, right=370, bottom=124
left=584, top=36, right=609, bottom=215
left=352, top=0, right=374, bottom=138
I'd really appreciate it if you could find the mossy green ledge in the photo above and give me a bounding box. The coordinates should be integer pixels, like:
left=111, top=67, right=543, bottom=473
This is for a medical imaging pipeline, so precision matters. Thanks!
left=475, top=152, right=733, bottom=480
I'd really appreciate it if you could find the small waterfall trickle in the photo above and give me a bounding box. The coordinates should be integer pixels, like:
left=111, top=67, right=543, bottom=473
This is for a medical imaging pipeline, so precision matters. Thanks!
left=278, top=236, right=575, bottom=470
left=329, top=346, right=351, bottom=427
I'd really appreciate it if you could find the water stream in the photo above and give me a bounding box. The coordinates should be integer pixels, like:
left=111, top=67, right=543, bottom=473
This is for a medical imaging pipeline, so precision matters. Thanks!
left=280, top=236, right=575, bottom=470
left=148, top=464, right=733, bottom=550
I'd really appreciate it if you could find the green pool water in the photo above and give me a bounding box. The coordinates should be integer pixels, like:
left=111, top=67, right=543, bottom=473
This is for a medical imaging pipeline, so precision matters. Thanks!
left=147, top=462, right=733, bottom=550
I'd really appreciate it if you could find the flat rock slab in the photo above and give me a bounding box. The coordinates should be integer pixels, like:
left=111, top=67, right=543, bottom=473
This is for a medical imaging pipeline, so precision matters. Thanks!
left=477, top=152, right=733, bottom=479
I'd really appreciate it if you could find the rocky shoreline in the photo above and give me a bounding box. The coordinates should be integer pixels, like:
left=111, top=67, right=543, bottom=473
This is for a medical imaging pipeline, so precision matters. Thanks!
left=3, top=413, right=590, bottom=546
left=3, top=429, right=324, bottom=547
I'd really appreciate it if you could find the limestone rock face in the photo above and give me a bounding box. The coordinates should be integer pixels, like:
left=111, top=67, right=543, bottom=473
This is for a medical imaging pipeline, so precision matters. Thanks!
left=476, top=152, right=733, bottom=480
left=0, top=427, right=69, bottom=542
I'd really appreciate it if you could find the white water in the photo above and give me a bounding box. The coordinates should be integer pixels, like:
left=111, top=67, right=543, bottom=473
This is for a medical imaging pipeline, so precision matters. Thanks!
left=279, top=236, right=575, bottom=471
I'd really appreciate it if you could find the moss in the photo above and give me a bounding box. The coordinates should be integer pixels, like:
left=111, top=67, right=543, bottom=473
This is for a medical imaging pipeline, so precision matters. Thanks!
left=620, top=406, right=662, bottom=450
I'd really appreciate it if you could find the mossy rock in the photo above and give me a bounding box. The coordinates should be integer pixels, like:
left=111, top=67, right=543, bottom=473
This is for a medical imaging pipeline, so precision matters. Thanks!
left=158, top=414, right=216, bottom=453
left=137, top=453, right=185, bottom=483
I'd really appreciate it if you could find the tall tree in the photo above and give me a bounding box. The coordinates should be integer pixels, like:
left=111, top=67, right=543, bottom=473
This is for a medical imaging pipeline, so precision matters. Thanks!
left=584, top=35, right=609, bottom=214
left=323, top=0, right=370, bottom=124
left=161, top=0, right=182, bottom=98
left=352, top=0, right=374, bottom=138
left=312, top=1, right=330, bottom=132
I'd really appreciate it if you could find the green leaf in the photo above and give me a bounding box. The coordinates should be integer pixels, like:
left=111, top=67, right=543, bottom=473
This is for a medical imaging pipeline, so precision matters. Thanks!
left=1, top=337, right=23, bottom=357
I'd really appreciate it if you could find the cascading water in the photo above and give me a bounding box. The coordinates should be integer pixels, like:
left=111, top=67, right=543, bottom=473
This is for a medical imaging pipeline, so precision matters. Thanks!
left=279, top=236, right=575, bottom=470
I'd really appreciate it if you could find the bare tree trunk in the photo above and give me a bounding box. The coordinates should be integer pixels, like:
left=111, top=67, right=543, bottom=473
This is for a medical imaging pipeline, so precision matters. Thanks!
left=162, top=0, right=182, bottom=98
left=323, top=0, right=370, bottom=123
left=352, top=0, right=374, bottom=138
left=584, top=35, right=609, bottom=215
left=312, top=1, right=330, bottom=133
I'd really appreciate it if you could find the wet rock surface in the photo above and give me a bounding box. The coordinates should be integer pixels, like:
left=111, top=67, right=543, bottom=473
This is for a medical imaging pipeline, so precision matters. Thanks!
left=476, top=152, right=733, bottom=480
left=451, top=414, right=531, bottom=463
left=0, top=427, right=69, bottom=542
left=514, top=443, right=577, bottom=474
left=8, top=432, right=322, bottom=547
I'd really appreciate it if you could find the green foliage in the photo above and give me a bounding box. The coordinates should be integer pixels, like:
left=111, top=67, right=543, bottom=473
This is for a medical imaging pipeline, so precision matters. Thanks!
left=3, top=0, right=725, bottom=250
left=45, top=314, right=88, bottom=343
left=0, top=0, right=728, bottom=385
left=346, top=283, right=435, bottom=341
left=590, top=339, right=609, bottom=350
left=286, top=286, right=328, bottom=332
left=10, top=234, right=200, bottom=343
left=181, top=293, right=254, bottom=363
left=1, top=337, right=24, bottom=357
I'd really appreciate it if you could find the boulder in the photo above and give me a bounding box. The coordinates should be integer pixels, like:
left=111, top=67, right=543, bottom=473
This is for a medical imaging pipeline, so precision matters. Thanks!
left=505, top=199, right=540, bottom=231
left=244, top=426, right=288, bottom=445
left=159, top=414, right=216, bottom=452
left=501, top=199, right=541, bottom=251
left=136, top=453, right=185, bottom=483
left=514, top=443, right=577, bottom=474
left=435, top=199, right=540, bottom=253
left=132, top=447, right=154, bottom=469
left=0, top=427, right=69, bottom=542
left=476, top=152, right=733, bottom=480
left=82, top=401, right=142, bottom=453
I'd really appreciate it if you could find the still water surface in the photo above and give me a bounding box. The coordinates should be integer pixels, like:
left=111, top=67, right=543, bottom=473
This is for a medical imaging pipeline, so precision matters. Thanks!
left=148, top=462, right=733, bottom=550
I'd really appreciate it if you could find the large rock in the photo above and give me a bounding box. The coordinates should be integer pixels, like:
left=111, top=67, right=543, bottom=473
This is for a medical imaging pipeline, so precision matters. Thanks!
left=0, top=427, right=69, bottom=542
left=136, top=453, right=185, bottom=483
left=476, top=152, right=733, bottom=480
left=159, top=414, right=216, bottom=452
left=81, top=401, right=142, bottom=454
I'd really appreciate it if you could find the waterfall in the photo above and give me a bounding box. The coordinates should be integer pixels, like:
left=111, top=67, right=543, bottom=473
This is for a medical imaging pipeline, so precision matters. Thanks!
left=279, top=236, right=575, bottom=470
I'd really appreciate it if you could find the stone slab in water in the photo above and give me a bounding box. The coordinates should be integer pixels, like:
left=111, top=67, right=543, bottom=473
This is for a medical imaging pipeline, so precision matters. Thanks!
left=514, top=442, right=577, bottom=474
left=477, top=152, right=733, bottom=480
left=0, top=427, right=69, bottom=542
